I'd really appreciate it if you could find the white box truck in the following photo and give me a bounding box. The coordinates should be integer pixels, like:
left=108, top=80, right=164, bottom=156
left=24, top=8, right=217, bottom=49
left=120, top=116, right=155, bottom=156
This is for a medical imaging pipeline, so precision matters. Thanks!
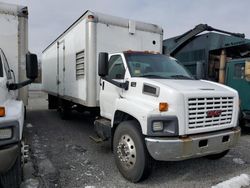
left=0, top=3, right=38, bottom=188
left=42, top=11, right=240, bottom=182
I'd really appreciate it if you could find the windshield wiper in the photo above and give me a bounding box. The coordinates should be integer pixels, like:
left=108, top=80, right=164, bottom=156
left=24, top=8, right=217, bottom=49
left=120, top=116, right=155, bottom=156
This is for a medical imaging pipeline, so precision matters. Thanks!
left=139, top=74, right=167, bottom=79
left=170, top=75, right=193, bottom=80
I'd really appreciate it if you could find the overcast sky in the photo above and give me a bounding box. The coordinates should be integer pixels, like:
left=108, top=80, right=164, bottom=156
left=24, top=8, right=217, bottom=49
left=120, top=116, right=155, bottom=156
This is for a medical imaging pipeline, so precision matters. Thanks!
left=2, top=0, right=250, bottom=57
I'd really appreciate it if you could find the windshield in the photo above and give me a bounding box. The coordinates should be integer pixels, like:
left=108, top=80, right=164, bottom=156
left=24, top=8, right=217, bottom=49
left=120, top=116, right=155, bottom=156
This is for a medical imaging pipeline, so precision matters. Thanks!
left=125, top=53, right=194, bottom=79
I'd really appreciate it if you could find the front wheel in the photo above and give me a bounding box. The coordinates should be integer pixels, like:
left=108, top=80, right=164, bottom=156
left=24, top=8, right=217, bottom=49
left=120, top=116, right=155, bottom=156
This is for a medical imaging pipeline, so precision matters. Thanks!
left=0, top=144, right=22, bottom=188
left=113, top=120, right=152, bottom=182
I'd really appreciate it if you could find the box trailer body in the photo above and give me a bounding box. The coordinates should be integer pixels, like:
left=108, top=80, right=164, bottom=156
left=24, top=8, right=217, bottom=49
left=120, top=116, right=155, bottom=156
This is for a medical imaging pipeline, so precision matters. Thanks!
left=0, top=2, right=29, bottom=105
left=42, top=11, right=163, bottom=107
left=0, top=2, right=38, bottom=187
left=42, top=12, right=240, bottom=182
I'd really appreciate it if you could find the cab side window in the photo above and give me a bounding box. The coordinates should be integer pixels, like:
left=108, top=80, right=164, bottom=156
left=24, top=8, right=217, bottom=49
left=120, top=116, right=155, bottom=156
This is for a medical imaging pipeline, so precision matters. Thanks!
left=108, top=55, right=125, bottom=79
left=0, top=57, right=3, bottom=77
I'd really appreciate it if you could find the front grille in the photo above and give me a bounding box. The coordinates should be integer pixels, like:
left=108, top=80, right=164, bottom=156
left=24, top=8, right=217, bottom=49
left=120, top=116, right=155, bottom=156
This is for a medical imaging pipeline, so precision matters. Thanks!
left=188, top=97, right=234, bottom=129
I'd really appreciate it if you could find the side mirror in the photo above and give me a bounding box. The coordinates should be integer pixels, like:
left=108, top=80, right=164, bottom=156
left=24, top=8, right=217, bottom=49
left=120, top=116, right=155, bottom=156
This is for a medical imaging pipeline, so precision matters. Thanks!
left=196, top=61, right=204, bottom=79
left=98, top=52, right=109, bottom=77
left=26, top=53, right=38, bottom=80
left=245, top=60, right=250, bottom=81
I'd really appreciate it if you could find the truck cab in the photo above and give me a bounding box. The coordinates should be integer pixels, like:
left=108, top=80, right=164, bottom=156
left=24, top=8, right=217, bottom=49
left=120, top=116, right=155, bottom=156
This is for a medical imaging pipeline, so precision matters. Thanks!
left=0, top=47, right=38, bottom=187
left=97, top=51, right=240, bottom=182
left=0, top=48, right=24, bottom=187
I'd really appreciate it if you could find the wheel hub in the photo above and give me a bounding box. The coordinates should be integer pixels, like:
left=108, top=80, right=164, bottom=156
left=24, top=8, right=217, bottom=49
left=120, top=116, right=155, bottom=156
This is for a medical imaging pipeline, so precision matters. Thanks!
left=117, top=134, right=136, bottom=169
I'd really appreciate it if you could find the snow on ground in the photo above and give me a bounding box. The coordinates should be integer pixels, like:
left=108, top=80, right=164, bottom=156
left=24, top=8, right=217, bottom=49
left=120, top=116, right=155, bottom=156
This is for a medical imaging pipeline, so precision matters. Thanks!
left=212, top=174, right=250, bottom=188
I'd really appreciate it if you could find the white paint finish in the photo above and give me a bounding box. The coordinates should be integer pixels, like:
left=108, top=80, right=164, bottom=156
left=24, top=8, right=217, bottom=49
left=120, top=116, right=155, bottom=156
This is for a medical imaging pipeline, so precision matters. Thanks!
left=99, top=55, right=238, bottom=135
left=0, top=2, right=29, bottom=142
left=0, top=13, right=19, bottom=84
left=151, top=79, right=239, bottom=134
left=42, top=11, right=162, bottom=107
left=42, top=19, right=87, bottom=102
left=0, top=4, right=28, bottom=105
left=42, top=44, right=58, bottom=94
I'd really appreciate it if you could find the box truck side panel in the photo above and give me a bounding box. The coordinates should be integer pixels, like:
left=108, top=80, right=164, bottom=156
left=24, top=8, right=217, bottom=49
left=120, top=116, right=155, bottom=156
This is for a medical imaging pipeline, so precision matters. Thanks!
left=42, top=19, right=87, bottom=104
left=42, top=11, right=163, bottom=107
left=96, top=23, right=162, bottom=53
left=0, top=13, right=19, bottom=92
left=0, top=5, right=28, bottom=105
left=64, top=19, right=87, bottom=103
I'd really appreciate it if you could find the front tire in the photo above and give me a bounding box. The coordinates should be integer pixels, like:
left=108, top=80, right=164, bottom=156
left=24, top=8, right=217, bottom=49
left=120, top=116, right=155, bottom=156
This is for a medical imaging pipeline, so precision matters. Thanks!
left=113, top=120, right=152, bottom=182
left=0, top=144, right=22, bottom=188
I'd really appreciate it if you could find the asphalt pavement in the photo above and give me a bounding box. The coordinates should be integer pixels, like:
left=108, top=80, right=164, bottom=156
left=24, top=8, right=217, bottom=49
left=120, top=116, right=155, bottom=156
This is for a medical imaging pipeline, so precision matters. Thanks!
left=21, top=91, right=250, bottom=188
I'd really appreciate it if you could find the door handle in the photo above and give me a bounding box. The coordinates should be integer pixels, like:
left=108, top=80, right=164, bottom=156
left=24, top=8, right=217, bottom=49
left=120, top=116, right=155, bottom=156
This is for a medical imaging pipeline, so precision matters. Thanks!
left=102, top=81, right=105, bottom=90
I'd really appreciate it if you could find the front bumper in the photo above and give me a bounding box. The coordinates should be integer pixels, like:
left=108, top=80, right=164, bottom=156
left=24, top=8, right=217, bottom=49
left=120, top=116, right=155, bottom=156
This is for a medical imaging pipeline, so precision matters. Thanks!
left=0, top=121, right=20, bottom=174
left=145, top=127, right=241, bottom=161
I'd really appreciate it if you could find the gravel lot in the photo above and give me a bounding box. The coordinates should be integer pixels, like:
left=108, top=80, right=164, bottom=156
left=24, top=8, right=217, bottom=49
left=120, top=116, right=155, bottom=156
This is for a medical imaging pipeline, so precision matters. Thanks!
left=22, top=91, right=250, bottom=188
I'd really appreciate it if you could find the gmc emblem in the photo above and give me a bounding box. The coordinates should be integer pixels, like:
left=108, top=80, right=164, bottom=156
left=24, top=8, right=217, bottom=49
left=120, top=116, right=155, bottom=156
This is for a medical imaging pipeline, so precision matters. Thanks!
left=206, top=110, right=223, bottom=117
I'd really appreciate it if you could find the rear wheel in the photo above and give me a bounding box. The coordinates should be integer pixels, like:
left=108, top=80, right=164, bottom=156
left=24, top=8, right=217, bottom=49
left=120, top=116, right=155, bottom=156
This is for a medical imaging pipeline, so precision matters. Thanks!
left=48, top=94, right=58, bottom=110
left=58, top=99, right=72, bottom=120
left=0, top=144, right=22, bottom=188
left=205, top=150, right=229, bottom=160
left=113, top=120, right=152, bottom=182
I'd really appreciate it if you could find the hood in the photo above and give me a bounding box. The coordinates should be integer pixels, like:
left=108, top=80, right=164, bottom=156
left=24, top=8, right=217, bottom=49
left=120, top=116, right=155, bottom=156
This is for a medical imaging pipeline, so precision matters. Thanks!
left=152, top=79, right=234, bottom=93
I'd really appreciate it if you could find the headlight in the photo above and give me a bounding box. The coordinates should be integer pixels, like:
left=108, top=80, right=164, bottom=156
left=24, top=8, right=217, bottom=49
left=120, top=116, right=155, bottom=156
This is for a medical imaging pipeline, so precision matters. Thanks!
left=152, top=121, right=164, bottom=132
left=150, top=117, right=178, bottom=136
left=0, top=128, right=12, bottom=139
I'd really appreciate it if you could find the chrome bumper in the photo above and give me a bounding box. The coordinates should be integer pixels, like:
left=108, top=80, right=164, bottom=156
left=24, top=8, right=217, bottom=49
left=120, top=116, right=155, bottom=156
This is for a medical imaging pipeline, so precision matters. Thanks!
left=145, top=127, right=241, bottom=161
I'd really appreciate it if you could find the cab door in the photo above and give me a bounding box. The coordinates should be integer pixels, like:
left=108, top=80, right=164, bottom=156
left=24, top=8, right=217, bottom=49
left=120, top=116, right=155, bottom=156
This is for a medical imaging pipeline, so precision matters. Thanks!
left=99, top=55, right=126, bottom=119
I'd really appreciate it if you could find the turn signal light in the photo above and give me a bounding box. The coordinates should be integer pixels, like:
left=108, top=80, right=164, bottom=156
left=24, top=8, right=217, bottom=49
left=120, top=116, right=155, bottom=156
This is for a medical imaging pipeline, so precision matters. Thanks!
left=0, top=107, right=5, bottom=117
left=159, top=102, right=168, bottom=112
